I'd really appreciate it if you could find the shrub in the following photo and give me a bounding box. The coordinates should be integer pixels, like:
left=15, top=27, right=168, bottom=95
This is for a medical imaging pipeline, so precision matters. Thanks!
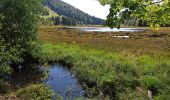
left=0, top=80, right=10, bottom=93
left=0, top=42, right=23, bottom=78
left=16, top=84, right=55, bottom=100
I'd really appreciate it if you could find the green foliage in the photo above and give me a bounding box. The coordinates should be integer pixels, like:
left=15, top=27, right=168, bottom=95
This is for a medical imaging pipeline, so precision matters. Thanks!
left=99, top=0, right=170, bottom=29
left=42, top=7, right=50, bottom=16
left=155, top=94, right=170, bottom=100
left=26, top=42, right=42, bottom=60
left=16, top=84, right=55, bottom=100
left=153, top=63, right=170, bottom=98
left=119, top=89, right=148, bottom=100
left=0, top=0, right=42, bottom=77
left=0, top=0, right=42, bottom=48
left=0, top=80, right=10, bottom=93
left=0, top=40, right=22, bottom=77
left=41, top=16, right=79, bottom=26
left=141, top=76, right=160, bottom=92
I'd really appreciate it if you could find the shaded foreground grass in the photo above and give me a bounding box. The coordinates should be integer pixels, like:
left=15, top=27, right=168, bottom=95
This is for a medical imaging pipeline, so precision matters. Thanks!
left=32, top=43, right=170, bottom=99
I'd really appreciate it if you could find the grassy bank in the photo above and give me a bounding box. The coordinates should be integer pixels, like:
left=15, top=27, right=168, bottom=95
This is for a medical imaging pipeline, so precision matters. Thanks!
left=31, top=43, right=170, bottom=99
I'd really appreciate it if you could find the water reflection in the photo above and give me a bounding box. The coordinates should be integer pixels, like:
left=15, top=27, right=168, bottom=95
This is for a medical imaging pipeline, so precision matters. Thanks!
left=68, top=27, right=146, bottom=32
left=8, top=63, right=84, bottom=99
left=45, top=64, right=84, bottom=100
left=9, top=63, right=46, bottom=89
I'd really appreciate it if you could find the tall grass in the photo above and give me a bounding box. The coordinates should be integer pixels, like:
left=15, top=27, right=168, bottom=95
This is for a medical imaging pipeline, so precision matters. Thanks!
left=32, top=43, right=170, bottom=99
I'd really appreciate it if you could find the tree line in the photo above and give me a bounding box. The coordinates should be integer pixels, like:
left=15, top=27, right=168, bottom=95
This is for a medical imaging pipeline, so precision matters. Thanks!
left=41, top=15, right=99, bottom=26
left=45, top=0, right=104, bottom=25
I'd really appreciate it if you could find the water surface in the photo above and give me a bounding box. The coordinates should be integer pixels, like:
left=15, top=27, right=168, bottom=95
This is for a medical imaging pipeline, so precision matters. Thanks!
left=9, top=64, right=84, bottom=99
left=45, top=64, right=84, bottom=99
left=68, top=27, right=146, bottom=32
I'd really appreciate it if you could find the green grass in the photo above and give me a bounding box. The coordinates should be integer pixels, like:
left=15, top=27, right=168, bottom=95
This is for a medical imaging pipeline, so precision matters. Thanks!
left=2, top=84, right=56, bottom=100
left=32, top=43, right=170, bottom=99
left=38, top=26, right=170, bottom=57
left=16, top=84, right=56, bottom=100
left=41, top=6, right=58, bottom=19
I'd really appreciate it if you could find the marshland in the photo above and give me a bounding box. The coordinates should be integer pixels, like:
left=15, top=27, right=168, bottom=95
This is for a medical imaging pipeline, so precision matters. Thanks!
left=0, top=0, right=170, bottom=100
left=36, top=26, right=170, bottom=99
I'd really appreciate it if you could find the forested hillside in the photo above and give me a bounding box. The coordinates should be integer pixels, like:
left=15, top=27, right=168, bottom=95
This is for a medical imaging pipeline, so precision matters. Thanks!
left=44, top=0, right=104, bottom=25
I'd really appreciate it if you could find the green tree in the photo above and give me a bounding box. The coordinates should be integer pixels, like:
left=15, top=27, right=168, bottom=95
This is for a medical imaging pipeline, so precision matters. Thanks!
left=0, top=0, right=42, bottom=48
left=99, top=0, right=170, bottom=30
left=0, top=40, right=22, bottom=77
left=0, top=0, right=42, bottom=77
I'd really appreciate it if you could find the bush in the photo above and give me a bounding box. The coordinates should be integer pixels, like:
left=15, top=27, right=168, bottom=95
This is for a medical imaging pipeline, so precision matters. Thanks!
left=0, top=41, right=23, bottom=77
left=0, top=80, right=10, bottom=93
left=16, top=84, right=55, bottom=100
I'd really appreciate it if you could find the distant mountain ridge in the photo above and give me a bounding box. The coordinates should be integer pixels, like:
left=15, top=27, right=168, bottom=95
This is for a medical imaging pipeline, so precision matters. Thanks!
left=45, top=0, right=104, bottom=25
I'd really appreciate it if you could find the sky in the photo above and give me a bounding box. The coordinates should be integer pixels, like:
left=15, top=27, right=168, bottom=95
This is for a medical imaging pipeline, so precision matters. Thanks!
left=61, top=0, right=110, bottom=19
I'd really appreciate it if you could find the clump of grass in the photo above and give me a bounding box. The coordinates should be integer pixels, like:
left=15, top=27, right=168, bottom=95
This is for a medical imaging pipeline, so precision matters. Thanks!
left=16, top=84, right=57, bottom=100
left=141, top=76, right=160, bottom=94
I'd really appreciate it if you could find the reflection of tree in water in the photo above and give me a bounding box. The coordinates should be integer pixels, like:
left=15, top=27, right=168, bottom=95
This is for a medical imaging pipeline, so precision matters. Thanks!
left=9, top=63, right=48, bottom=89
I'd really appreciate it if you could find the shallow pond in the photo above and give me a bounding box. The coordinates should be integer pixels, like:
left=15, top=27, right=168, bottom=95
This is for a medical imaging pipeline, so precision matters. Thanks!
left=45, top=64, right=84, bottom=99
left=9, top=64, right=84, bottom=99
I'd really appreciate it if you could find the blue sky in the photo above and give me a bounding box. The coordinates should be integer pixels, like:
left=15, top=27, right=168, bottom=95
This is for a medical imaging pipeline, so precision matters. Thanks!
left=61, top=0, right=110, bottom=19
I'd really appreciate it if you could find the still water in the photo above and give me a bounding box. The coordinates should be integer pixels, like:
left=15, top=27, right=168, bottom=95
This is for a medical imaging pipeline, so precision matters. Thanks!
left=10, top=64, right=84, bottom=100
left=45, top=64, right=84, bottom=99
left=68, top=27, right=146, bottom=32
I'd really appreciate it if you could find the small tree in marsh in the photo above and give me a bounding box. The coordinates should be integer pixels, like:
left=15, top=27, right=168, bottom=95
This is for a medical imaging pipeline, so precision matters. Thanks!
left=99, top=0, right=170, bottom=30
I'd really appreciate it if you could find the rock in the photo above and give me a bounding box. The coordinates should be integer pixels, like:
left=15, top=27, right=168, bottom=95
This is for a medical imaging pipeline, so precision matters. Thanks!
left=117, top=35, right=130, bottom=39
left=148, top=90, right=153, bottom=100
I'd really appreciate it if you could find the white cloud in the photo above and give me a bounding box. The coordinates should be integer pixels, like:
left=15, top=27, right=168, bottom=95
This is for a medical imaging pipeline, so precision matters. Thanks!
left=61, top=0, right=110, bottom=19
